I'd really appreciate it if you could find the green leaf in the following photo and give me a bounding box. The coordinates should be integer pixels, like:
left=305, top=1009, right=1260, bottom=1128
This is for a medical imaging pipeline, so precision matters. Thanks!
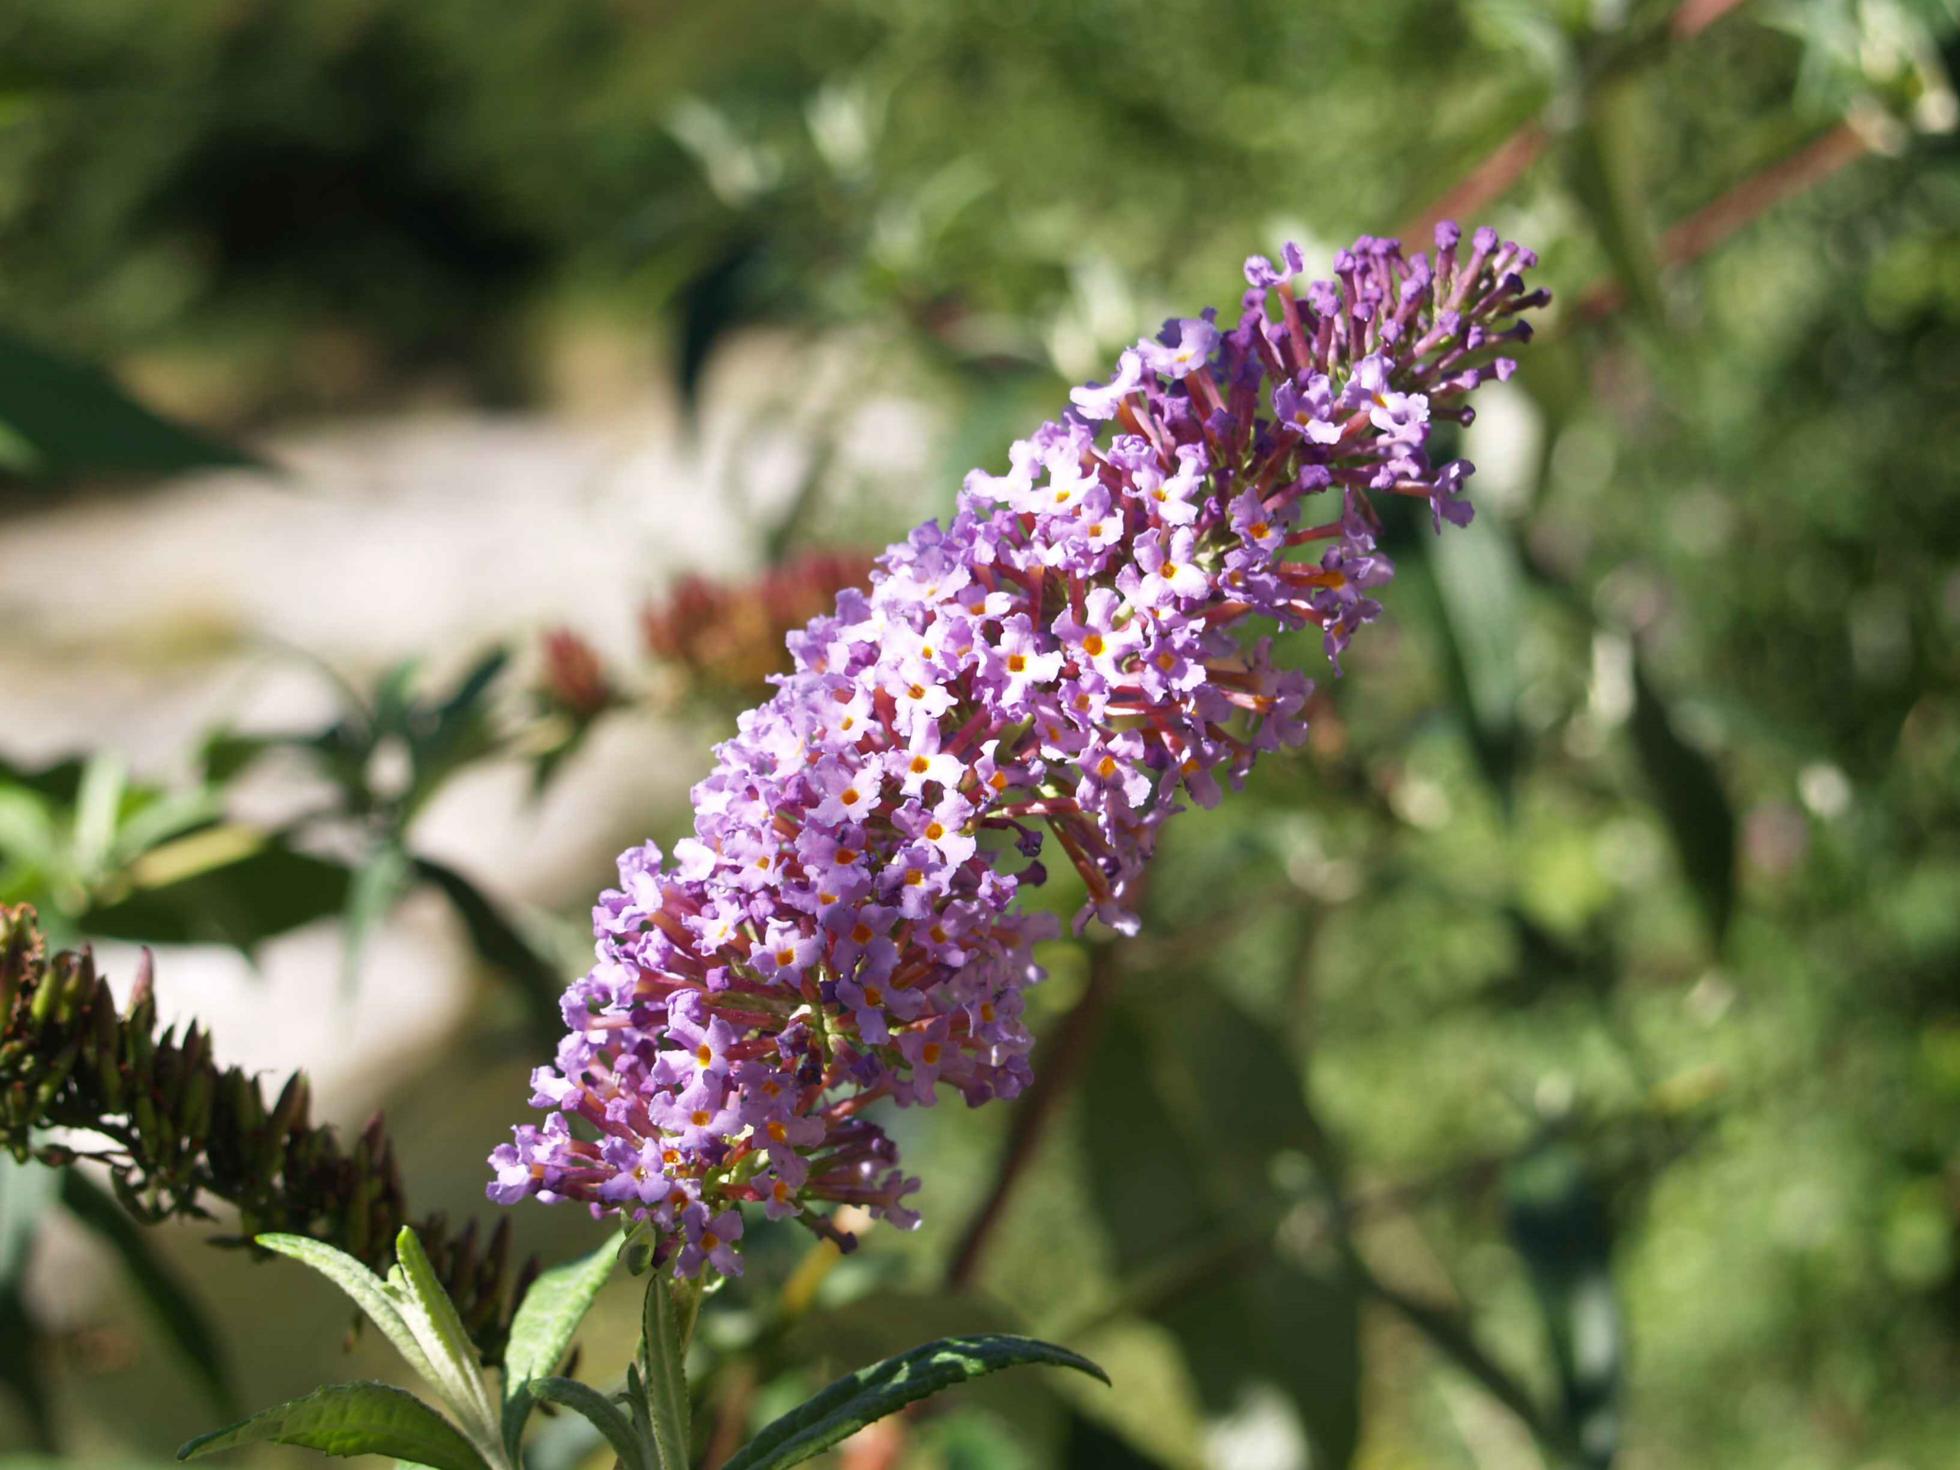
left=1507, top=1144, right=1622, bottom=1468
left=0, top=1155, right=58, bottom=1449
left=57, top=1171, right=237, bottom=1418
left=722, top=1335, right=1108, bottom=1470
left=0, top=327, right=258, bottom=483
left=526, top=1379, right=646, bottom=1470
left=1560, top=73, right=1665, bottom=323
left=341, top=842, right=412, bottom=994
left=255, top=1235, right=442, bottom=1390
left=412, top=857, right=563, bottom=1038
left=1404, top=497, right=1525, bottom=808
left=388, top=1227, right=504, bottom=1458
left=500, top=1230, right=622, bottom=1453
left=82, top=839, right=352, bottom=954
left=175, top=1381, right=487, bottom=1470
left=639, top=1273, right=693, bottom=1470
left=1628, top=656, right=1735, bottom=945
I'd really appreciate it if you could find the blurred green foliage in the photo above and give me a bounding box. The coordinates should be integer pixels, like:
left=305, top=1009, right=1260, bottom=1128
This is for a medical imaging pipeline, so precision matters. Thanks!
left=2, top=0, right=1959, bottom=1468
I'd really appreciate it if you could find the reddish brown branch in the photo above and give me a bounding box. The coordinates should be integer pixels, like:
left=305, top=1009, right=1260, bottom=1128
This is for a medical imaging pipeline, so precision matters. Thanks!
left=1574, top=122, right=1869, bottom=320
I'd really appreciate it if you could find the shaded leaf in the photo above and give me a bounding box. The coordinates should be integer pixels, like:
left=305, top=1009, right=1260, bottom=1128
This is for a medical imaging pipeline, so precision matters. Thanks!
left=0, top=1155, right=58, bottom=1449
left=57, top=1170, right=237, bottom=1418
left=723, top=1335, right=1107, bottom=1470
left=83, top=839, right=352, bottom=954
left=0, top=328, right=258, bottom=482
left=1506, top=1144, right=1622, bottom=1469
left=175, top=1381, right=486, bottom=1470
left=412, top=857, right=562, bottom=1036
left=341, top=842, right=411, bottom=994
left=1628, top=656, right=1735, bottom=944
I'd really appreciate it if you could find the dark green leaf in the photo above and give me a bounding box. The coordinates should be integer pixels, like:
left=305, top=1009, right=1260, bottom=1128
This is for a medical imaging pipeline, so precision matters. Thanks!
left=81, top=839, right=352, bottom=954
left=526, top=1378, right=646, bottom=1470
left=639, top=1273, right=692, bottom=1470
left=0, top=328, right=258, bottom=482
left=412, top=857, right=562, bottom=1036
left=723, top=1335, right=1107, bottom=1470
left=1506, top=1144, right=1622, bottom=1468
left=57, top=1171, right=237, bottom=1418
left=1628, top=656, right=1735, bottom=944
left=174, top=1381, right=487, bottom=1470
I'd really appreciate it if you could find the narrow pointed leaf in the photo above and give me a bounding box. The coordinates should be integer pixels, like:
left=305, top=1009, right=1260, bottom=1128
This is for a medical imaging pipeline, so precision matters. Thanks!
left=528, top=1378, right=646, bottom=1470
left=499, top=1230, right=622, bottom=1452
left=58, top=1170, right=238, bottom=1418
left=640, top=1274, right=692, bottom=1470
left=256, top=1234, right=439, bottom=1390
left=723, top=1335, right=1108, bottom=1470
left=341, top=842, right=411, bottom=995
left=1628, top=657, right=1735, bottom=944
left=390, top=1226, right=503, bottom=1451
left=175, top=1381, right=486, bottom=1470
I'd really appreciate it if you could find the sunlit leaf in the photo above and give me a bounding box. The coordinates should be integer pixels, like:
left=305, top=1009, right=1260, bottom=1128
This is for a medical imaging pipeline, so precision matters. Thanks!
left=175, top=1381, right=487, bottom=1470
left=499, top=1230, right=621, bottom=1453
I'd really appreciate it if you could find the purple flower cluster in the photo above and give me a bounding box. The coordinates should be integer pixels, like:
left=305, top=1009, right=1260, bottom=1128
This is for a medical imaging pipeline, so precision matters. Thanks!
left=490, top=224, right=1546, bottom=1276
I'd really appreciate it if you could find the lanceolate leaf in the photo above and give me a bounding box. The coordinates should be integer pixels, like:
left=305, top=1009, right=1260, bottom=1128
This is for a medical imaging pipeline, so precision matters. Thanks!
left=527, top=1378, right=647, bottom=1470
left=341, top=842, right=411, bottom=995
left=499, top=1230, right=622, bottom=1453
left=255, top=1234, right=441, bottom=1389
left=58, top=1170, right=238, bottom=1418
left=639, top=1273, right=693, bottom=1470
left=389, top=1226, right=505, bottom=1455
left=722, top=1335, right=1109, bottom=1470
left=1628, top=656, right=1735, bottom=945
left=174, top=1381, right=487, bottom=1470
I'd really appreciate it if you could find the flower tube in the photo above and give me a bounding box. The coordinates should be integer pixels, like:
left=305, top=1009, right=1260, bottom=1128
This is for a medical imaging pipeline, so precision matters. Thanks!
left=491, top=224, right=1547, bottom=1276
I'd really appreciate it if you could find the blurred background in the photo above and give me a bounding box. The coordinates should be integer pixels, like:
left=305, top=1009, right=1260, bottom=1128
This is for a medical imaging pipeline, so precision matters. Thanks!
left=2, top=1, right=1958, bottom=1466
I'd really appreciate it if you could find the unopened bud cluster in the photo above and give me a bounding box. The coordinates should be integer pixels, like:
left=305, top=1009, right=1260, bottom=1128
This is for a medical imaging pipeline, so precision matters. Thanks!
left=0, top=904, right=532, bottom=1361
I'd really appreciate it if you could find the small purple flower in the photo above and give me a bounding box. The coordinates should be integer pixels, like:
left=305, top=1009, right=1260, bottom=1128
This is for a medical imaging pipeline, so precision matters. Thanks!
left=1138, top=317, right=1221, bottom=379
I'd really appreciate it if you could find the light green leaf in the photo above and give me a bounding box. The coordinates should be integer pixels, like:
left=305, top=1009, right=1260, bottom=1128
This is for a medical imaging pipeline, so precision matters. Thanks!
left=389, top=1227, right=505, bottom=1463
left=174, top=1381, right=487, bottom=1470
left=527, top=1378, right=647, bottom=1470
left=500, top=1230, right=622, bottom=1453
left=639, top=1274, right=693, bottom=1470
left=723, top=1335, right=1109, bottom=1470
left=255, top=1234, right=440, bottom=1390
